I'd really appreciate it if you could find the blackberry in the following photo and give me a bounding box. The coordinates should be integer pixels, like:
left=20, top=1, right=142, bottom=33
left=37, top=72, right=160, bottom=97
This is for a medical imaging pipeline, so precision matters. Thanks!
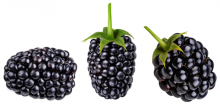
left=145, top=26, right=217, bottom=102
left=3, top=47, right=77, bottom=100
left=83, top=3, right=136, bottom=99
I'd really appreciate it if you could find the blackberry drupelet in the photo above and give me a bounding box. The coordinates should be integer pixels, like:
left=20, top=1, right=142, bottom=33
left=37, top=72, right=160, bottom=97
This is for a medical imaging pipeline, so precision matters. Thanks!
left=83, top=3, right=136, bottom=99
left=145, top=26, right=217, bottom=102
left=4, top=47, right=77, bottom=100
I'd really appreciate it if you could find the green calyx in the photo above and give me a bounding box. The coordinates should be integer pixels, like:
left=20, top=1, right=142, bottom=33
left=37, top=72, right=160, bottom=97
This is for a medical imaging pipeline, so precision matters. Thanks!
left=82, top=3, right=134, bottom=54
left=144, top=26, right=187, bottom=68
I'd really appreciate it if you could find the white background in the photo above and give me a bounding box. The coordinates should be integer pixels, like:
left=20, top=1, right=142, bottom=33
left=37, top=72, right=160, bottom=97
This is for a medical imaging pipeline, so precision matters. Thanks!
left=0, top=0, right=219, bottom=104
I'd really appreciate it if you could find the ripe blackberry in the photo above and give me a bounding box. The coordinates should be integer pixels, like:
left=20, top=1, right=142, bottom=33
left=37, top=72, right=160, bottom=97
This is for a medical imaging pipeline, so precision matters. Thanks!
left=3, top=47, right=77, bottom=100
left=145, top=26, right=217, bottom=102
left=83, top=3, right=136, bottom=99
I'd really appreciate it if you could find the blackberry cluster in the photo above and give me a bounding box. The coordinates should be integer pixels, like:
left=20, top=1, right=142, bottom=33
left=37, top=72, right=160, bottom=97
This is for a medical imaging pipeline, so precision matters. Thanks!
left=3, top=47, right=77, bottom=100
left=87, top=36, right=136, bottom=99
left=153, top=34, right=217, bottom=102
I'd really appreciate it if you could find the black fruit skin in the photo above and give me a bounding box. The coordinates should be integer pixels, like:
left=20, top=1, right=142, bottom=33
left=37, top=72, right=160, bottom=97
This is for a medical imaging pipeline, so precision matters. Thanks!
left=87, top=36, right=136, bottom=99
left=4, top=47, right=77, bottom=100
left=153, top=34, right=217, bottom=102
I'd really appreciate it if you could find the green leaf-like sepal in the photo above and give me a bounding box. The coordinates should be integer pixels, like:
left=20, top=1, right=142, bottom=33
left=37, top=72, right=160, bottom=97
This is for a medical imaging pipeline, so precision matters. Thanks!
left=83, top=28, right=133, bottom=54
left=166, top=32, right=187, bottom=46
left=152, top=46, right=165, bottom=61
left=152, top=38, right=186, bottom=68
left=82, top=32, right=104, bottom=42
left=159, top=53, right=167, bottom=68
left=162, top=38, right=167, bottom=42
left=152, top=42, right=185, bottom=68
left=114, top=29, right=134, bottom=39
left=114, top=37, right=127, bottom=51
left=100, top=38, right=112, bottom=54
left=103, top=27, right=108, bottom=36
left=83, top=3, right=133, bottom=55
left=145, top=26, right=187, bottom=68
left=168, top=43, right=184, bottom=54
left=155, top=43, right=184, bottom=68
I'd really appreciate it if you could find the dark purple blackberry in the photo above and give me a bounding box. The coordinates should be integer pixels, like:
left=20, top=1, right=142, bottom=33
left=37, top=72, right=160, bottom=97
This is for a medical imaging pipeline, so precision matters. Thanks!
left=3, top=47, right=77, bottom=100
left=83, top=3, right=136, bottom=99
left=145, top=26, right=217, bottom=102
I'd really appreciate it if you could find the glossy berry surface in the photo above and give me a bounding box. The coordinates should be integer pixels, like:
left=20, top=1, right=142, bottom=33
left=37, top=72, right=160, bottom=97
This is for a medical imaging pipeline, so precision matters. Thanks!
left=87, top=36, right=136, bottom=99
left=4, top=47, right=77, bottom=100
left=153, top=35, right=217, bottom=102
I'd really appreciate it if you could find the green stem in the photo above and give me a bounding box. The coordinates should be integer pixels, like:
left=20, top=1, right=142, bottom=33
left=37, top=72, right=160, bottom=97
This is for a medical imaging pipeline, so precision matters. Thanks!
left=144, top=26, right=169, bottom=51
left=107, top=3, right=114, bottom=39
